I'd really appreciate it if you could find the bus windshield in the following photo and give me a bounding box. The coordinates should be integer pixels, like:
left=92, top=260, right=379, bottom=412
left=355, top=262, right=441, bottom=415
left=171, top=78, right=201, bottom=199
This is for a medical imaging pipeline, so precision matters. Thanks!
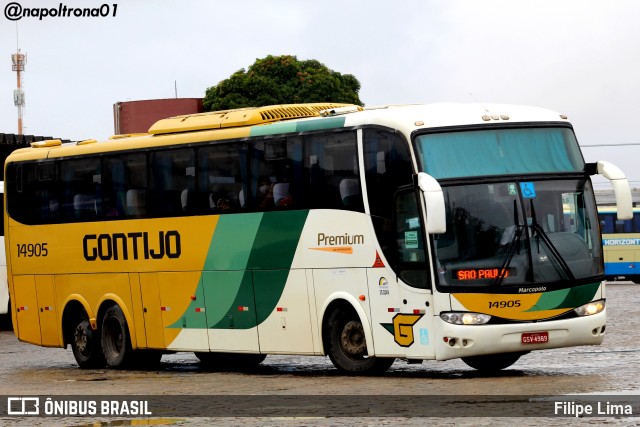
left=414, top=126, right=585, bottom=179
left=433, top=179, right=602, bottom=288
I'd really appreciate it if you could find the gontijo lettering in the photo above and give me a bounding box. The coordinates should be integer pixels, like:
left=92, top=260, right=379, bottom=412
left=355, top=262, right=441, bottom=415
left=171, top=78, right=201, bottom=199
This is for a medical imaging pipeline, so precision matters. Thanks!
left=83, top=231, right=181, bottom=261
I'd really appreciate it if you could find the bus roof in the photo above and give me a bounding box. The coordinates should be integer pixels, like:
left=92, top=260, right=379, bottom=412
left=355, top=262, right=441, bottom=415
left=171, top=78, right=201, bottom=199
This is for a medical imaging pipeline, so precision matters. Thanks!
left=4, top=102, right=572, bottom=163
left=147, top=103, right=359, bottom=135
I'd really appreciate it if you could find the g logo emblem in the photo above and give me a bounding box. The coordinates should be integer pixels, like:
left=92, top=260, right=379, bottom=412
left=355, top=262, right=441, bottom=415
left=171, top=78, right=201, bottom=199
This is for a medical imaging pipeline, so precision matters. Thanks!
left=392, top=313, right=423, bottom=347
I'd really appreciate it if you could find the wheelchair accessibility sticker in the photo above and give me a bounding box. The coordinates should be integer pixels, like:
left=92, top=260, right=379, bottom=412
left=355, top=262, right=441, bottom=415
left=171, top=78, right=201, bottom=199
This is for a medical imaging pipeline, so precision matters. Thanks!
left=520, top=182, right=536, bottom=198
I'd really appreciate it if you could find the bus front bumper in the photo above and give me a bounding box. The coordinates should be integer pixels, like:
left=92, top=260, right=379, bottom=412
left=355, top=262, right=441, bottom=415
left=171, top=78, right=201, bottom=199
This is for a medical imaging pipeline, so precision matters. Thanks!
left=433, top=309, right=606, bottom=361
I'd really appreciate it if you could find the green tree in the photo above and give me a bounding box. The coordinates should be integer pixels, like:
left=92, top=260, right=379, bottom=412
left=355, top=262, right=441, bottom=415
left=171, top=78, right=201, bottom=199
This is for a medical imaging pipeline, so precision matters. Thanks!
left=203, top=55, right=362, bottom=111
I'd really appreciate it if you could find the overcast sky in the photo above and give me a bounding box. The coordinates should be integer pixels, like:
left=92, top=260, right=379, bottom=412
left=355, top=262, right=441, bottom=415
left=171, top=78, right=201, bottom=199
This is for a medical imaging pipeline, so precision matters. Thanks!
left=1, top=0, right=639, bottom=189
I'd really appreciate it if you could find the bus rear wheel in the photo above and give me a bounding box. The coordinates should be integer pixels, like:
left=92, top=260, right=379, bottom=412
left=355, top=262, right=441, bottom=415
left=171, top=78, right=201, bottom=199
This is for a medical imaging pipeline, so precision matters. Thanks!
left=101, top=305, right=134, bottom=369
left=326, top=308, right=395, bottom=374
left=70, top=316, right=105, bottom=369
left=462, top=352, right=522, bottom=371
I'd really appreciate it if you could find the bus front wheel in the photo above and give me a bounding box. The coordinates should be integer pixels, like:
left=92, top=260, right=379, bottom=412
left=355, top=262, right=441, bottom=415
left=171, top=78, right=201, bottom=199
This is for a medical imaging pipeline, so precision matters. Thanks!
left=70, top=316, right=105, bottom=369
left=326, top=308, right=395, bottom=374
left=101, top=305, right=134, bottom=369
left=462, top=352, right=522, bottom=371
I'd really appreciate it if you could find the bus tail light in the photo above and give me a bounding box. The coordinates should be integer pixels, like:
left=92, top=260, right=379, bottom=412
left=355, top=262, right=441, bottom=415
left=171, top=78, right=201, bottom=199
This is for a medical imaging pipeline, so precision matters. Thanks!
left=574, top=299, right=605, bottom=317
left=440, top=312, right=491, bottom=325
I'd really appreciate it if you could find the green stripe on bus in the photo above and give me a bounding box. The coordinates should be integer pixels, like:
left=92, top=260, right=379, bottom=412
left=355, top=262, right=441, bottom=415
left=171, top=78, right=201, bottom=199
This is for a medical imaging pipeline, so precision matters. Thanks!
left=173, top=210, right=309, bottom=330
left=249, top=117, right=346, bottom=137
left=208, top=210, right=309, bottom=329
left=526, top=282, right=600, bottom=311
left=206, top=271, right=255, bottom=329
left=247, top=210, right=309, bottom=269
left=250, top=122, right=297, bottom=136
left=204, top=214, right=263, bottom=270
left=557, top=282, right=600, bottom=308
left=296, top=117, right=346, bottom=132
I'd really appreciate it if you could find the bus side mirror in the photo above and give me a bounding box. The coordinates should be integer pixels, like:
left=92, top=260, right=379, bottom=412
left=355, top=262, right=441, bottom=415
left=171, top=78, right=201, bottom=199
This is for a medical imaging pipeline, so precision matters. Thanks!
left=416, top=172, right=447, bottom=234
left=590, top=161, right=633, bottom=220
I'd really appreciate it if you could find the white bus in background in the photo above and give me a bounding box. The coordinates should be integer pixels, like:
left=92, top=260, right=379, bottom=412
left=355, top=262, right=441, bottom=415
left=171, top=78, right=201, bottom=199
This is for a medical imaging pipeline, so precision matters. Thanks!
left=0, top=180, right=8, bottom=329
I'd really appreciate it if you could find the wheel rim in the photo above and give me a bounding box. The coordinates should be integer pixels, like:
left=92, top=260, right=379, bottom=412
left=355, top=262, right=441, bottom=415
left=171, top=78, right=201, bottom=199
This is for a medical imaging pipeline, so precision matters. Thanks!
left=340, top=320, right=366, bottom=359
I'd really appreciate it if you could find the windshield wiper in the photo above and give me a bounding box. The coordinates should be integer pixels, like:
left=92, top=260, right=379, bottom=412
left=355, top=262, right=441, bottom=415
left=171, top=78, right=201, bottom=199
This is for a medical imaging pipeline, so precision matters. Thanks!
left=494, top=200, right=523, bottom=286
left=529, top=200, right=576, bottom=281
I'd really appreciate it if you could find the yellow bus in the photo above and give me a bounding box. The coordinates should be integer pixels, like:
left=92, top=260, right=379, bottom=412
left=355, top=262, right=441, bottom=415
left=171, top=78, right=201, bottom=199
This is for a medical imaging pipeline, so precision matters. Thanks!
left=5, top=103, right=632, bottom=373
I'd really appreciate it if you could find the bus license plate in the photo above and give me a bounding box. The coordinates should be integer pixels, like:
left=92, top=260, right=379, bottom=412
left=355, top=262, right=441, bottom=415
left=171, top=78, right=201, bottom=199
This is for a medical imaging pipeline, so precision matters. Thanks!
left=521, top=331, right=549, bottom=344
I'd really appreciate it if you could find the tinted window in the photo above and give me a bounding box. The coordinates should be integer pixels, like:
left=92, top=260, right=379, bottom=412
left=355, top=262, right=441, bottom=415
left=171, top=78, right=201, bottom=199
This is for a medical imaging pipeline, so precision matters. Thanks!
left=199, top=143, right=247, bottom=212
left=60, top=158, right=101, bottom=220
left=6, top=130, right=362, bottom=225
left=151, top=149, right=196, bottom=216
left=104, top=153, right=147, bottom=219
left=363, top=129, right=414, bottom=267
left=415, top=127, right=584, bottom=179
left=305, top=132, right=361, bottom=211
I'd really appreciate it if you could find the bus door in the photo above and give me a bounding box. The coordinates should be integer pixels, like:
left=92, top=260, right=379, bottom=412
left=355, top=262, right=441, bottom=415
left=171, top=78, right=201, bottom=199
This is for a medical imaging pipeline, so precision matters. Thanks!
left=397, top=188, right=436, bottom=359
left=36, top=275, right=59, bottom=346
left=255, top=269, right=315, bottom=354
left=12, top=274, right=59, bottom=346
left=202, top=271, right=259, bottom=352
left=368, top=188, right=436, bottom=359
left=139, top=272, right=209, bottom=351
left=12, top=275, right=41, bottom=345
left=366, top=265, right=404, bottom=357
left=137, top=273, right=164, bottom=349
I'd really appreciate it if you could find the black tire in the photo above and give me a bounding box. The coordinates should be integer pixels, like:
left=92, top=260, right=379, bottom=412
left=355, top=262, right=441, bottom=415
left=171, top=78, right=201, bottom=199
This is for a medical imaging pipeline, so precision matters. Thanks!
left=195, top=352, right=266, bottom=368
left=0, top=300, right=12, bottom=331
left=101, top=305, right=134, bottom=369
left=326, top=308, right=395, bottom=374
left=462, top=352, right=522, bottom=371
left=70, top=316, right=106, bottom=369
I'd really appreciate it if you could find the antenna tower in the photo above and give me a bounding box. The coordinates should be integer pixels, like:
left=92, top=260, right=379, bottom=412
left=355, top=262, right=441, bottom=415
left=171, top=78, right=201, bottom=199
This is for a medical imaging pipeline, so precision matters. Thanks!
left=11, top=34, right=26, bottom=135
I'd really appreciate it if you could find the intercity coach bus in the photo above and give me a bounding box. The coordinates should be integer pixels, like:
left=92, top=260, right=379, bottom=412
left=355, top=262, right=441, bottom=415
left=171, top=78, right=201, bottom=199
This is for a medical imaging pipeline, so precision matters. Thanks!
left=4, top=103, right=632, bottom=373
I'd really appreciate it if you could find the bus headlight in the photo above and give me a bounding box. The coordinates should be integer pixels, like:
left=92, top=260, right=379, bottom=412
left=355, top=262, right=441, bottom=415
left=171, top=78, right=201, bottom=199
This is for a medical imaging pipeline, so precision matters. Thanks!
left=574, top=299, right=605, bottom=317
left=440, top=312, right=491, bottom=325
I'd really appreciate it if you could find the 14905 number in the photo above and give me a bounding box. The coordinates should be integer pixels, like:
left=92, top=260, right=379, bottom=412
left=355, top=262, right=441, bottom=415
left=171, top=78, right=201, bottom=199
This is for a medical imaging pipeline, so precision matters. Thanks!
left=16, top=243, right=48, bottom=257
left=488, top=300, right=521, bottom=309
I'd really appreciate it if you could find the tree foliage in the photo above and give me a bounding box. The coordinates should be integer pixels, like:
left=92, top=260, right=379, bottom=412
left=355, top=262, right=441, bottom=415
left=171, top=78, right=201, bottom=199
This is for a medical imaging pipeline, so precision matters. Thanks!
left=203, top=55, right=362, bottom=111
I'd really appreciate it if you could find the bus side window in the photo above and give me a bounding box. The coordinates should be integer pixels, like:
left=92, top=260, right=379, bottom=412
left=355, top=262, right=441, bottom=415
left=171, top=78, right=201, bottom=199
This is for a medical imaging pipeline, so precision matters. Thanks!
left=633, top=213, right=640, bottom=233
left=599, top=213, right=614, bottom=234
left=150, top=148, right=195, bottom=216
left=59, top=158, right=101, bottom=222
left=198, top=143, right=247, bottom=213
left=125, top=189, right=146, bottom=217
left=615, top=219, right=628, bottom=233
left=339, top=178, right=363, bottom=210
left=363, top=128, right=414, bottom=270
left=304, top=132, right=360, bottom=211
left=250, top=138, right=301, bottom=210
left=393, top=188, right=430, bottom=289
